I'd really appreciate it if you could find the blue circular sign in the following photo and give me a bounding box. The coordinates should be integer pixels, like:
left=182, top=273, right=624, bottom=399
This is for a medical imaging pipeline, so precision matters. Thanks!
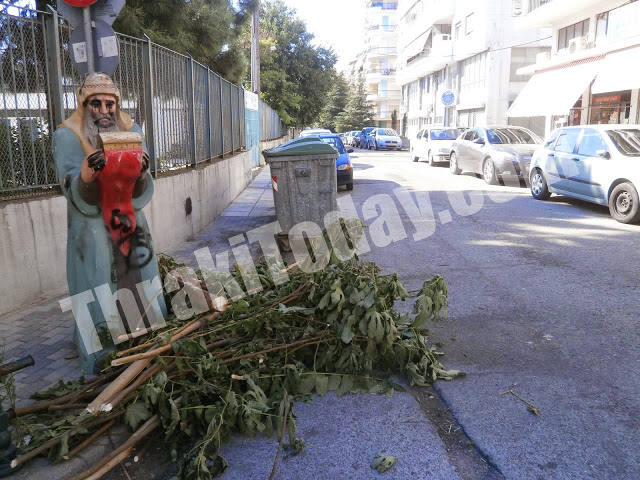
left=441, top=90, right=456, bottom=106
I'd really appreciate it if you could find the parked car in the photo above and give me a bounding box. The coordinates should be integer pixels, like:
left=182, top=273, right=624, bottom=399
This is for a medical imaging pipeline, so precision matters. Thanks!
left=449, top=126, right=542, bottom=185
left=300, top=128, right=332, bottom=138
left=368, top=128, right=402, bottom=150
left=348, top=130, right=360, bottom=146
left=314, top=133, right=354, bottom=191
left=358, top=127, right=376, bottom=149
left=411, top=127, right=464, bottom=165
left=529, top=124, right=640, bottom=224
left=343, top=130, right=357, bottom=147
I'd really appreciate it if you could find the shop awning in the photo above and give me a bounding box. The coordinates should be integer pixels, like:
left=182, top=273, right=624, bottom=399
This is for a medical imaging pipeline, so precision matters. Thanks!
left=401, top=28, right=431, bottom=62
left=591, top=48, right=640, bottom=94
left=506, top=56, right=605, bottom=117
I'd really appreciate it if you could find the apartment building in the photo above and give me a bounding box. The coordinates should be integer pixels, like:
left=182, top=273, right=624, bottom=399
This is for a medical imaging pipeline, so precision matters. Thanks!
left=396, top=0, right=551, bottom=138
left=359, top=0, right=402, bottom=128
left=508, top=0, right=640, bottom=136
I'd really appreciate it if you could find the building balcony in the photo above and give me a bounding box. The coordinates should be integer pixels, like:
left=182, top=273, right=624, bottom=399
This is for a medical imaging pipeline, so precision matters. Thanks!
left=367, top=89, right=402, bottom=103
left=516, top=0, right=628, bottom=28
left=396, top=34, right=453, bottom=85
left=367, top=46, right=398, bottom=59
left=365, top=68, right=397, bottom=84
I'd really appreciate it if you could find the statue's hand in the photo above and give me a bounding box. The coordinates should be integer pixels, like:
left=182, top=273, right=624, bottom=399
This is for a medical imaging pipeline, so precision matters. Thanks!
left=140, top=152, right=150, bottom=176
left=81, top=150, right=106, bottom=182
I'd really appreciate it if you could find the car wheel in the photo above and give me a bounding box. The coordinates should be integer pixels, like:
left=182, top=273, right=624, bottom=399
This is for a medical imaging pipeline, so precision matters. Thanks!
left=449, top=152, right=461, bottom=175
left=530, top=169, right=551, bottom=200
left=428, top=151, right=435, bottom=166
left=346, top=182, right=353, bottom=191
left=482, top=159, right=497, bottom=185
left=368, top=142, right=373, bottom=150
left=609, top=182, right=640, bottom=224
left=412, top=152, right=419, bottom=162
left=375, top=142, right=379, bottom=150
left=396, top=147, right=401, bottom=151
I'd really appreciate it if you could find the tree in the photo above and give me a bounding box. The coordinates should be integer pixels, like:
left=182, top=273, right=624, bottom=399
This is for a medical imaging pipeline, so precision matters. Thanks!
left=401, top=112, right=408, bottom=137
left=22, top=0, right=258, bottom=85
left=391, top=110, right=398, bottom=132
left=334, top=78, right=374, bottom=132
left=258, top=0, right=337, bottom=128
left=318, top=74, right=350, bottom=132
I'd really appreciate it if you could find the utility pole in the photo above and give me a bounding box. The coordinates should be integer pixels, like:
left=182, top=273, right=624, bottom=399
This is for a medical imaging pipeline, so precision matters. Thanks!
left=251, top=1, right=260, bottom=94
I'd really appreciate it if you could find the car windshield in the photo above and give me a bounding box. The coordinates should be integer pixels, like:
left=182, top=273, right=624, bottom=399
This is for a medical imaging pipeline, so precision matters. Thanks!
left=430, top=129, right=461, bottom=140
left=377, top=128, right=398, bottom=136
left=319, top=135, right=346, bottom=154
left=606, top=129, right=640, bottom=157
left=363, top=127, right=375, bottom=134
left=486, top=128, right=541, bottom=145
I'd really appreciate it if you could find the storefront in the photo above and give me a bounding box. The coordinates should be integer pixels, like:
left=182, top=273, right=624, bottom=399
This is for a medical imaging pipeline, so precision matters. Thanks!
left=589, top=92, right=632, bottom=124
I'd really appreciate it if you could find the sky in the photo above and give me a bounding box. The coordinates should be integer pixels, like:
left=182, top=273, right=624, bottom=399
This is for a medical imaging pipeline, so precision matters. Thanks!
left=280, top=0, right=365, bottom=73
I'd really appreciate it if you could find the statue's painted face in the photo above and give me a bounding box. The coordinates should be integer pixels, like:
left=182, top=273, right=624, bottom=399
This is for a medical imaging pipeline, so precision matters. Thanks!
left=87, top=94, right=117, bottom=129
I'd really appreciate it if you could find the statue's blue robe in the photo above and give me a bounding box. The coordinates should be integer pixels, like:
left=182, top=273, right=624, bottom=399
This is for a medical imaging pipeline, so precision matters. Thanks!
left=54, top=124, right=167, bottom=372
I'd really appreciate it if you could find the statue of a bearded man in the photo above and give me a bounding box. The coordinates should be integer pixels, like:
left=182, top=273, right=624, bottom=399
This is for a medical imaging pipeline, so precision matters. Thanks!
left=54, top=73, right=167, bottom=373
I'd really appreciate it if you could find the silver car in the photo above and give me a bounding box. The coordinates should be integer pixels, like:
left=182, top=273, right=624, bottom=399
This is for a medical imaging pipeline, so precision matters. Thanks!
left=449, top=126, right=542, bottom=185
left=529, top=124, right=640, bottom=224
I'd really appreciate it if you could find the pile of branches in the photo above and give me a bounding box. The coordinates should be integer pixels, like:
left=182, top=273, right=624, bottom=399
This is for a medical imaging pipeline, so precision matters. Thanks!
left=8, top=244, right=459, bottom=479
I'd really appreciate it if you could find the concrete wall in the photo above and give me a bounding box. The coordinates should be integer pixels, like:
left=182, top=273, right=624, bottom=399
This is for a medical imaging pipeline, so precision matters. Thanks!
left=0, top=136, right=288, bottom=316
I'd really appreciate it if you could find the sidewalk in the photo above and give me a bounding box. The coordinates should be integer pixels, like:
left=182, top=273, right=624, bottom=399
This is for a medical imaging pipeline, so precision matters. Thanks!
left=1, top=167, right=277, bottom=479
left=1, top=164, right=468, bottom=480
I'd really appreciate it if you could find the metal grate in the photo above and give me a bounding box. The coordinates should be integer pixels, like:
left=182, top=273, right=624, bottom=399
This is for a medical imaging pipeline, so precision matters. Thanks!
left=0, top=3, right=278, bottom=201
left=0, top=4, right=57, bottom=199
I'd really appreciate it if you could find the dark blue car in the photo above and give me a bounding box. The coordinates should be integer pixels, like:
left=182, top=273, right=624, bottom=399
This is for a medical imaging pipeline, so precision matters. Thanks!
left=316, top=134, right=354, bottom=191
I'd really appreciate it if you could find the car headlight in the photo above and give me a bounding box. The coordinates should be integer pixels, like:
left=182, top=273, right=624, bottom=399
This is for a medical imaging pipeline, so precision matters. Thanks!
left=337, top=164, right=350, bottom=171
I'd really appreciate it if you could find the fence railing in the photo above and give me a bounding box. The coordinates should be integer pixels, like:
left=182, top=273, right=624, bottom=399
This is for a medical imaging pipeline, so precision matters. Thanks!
left=0, top=3, right=283, bottom=201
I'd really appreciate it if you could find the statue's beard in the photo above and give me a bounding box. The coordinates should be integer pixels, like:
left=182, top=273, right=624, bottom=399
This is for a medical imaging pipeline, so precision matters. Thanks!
left=85, top=109, right=120, bottom=149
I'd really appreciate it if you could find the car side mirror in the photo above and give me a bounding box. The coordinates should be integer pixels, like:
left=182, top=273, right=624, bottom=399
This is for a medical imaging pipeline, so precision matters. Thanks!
left=347, top=149, right=354, bottom=153
left=473, top=137, right=485, bottom=145
left=596, top=149, right=611, bottom=159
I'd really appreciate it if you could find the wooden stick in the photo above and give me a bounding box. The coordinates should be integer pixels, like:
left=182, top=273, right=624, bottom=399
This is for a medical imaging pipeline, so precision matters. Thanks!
left=48, top=403, right=87, bottom=412
left=90, top=311, right=222, bottom=414
left=68, top=415, right=160, bottom=480
left=12, top=431, right=77, bottom=469
left=102, top=363, right=166, bottom=412
left=111, top=312, right=222, bottom=367
left=269, top=390, right=289, bottom=480
left=63, top=420, right=115, bottom=460
left=86, top=359, right=152, bottom=415
left=218, top=335, right=323, bottom=365
left=84, top=446, right=134, bottom=480
left=14, top=383, right=110, bottom=417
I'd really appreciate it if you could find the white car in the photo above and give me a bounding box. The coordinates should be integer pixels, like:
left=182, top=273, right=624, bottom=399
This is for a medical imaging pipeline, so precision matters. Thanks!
left=529, top=124, right=640, bottom=224
left=411, top=127, right=464, bottom=165
left=300, top=128, right=332, bottom=138
left=367, top=128, right=402, bottom=150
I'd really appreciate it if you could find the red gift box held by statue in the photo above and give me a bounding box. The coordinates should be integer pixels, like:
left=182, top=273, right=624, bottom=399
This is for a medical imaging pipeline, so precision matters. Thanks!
left=97, top=132, right=144, bottom=258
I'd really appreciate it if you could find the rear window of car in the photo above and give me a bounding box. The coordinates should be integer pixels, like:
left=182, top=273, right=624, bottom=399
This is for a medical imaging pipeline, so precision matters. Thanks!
left=486, top=128, right=540, bottom=144
left=606, top=128, right=640, bottom=157
left=319, top=135, right=346, bottom=154
left=377, top=128, right=398, bottom=135
left=430, top=129, right=461, bottom=140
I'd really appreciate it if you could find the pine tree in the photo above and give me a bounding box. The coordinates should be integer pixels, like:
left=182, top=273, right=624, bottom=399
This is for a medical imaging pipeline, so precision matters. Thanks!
left=335, top=78, right=374, bottom=132
left=318, top=74, right=350, bottom=132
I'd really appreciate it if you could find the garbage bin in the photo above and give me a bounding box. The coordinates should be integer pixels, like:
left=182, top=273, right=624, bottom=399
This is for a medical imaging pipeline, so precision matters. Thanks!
left=262, top=137, right=339, bottom=238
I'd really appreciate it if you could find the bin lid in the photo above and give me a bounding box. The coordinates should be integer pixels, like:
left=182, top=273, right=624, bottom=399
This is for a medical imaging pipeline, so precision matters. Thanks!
left=262, top=137, right=338, bottom=158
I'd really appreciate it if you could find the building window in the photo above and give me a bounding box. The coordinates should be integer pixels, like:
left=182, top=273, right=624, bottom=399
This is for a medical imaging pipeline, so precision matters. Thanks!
left=455, top=22, right=461, bottom=40
left=465, top=13, right=474, bottom=35
left=557, top=19, right=589, bottom=50
left=459, top=51, right=487, bottom=105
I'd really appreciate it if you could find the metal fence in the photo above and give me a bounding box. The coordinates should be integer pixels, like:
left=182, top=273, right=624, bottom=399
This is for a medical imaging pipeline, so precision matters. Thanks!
left=0, top=3, right=281, bottom=201
left=260, top=100, right=285, bottom=141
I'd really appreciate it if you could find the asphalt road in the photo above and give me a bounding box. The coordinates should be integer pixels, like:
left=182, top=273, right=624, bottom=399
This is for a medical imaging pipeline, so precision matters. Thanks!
left=347, top=147, right=640, bottom=480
